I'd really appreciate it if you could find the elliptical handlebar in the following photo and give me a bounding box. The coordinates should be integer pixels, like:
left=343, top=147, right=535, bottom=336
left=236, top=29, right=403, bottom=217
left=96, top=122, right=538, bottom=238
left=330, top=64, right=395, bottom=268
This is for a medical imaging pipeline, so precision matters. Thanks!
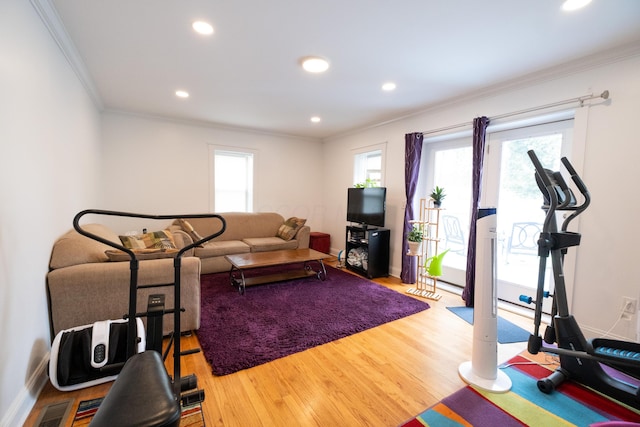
left=527, top=151, right=591, bottom=232
left=528, top=150, right=560, bottom=234
left=528, top=150, right=553, bottom=189
left=561, top=157, right=587, bottom=195
left=551, top=171, right=575, bottom=210
left=560, top=157, right=591, bottom=231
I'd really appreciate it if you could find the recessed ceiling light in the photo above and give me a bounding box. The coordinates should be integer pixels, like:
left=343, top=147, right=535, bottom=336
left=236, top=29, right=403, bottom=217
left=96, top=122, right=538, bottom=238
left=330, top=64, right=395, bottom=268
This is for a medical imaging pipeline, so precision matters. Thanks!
left=192, top=21, right=214, bottom=35
left=310, top=116, right=321, bottom=123
left=175, top=90, right=189, bottom=98
left=301, top=57, right=330, bottom=73
left=562, top=0, right=592, bottom=11
left=382, top=82, right=396, bottom=91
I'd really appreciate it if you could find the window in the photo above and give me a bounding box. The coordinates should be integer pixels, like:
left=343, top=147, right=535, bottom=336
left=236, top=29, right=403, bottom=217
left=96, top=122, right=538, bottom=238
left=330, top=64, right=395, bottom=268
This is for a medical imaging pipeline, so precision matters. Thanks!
left=210, top=147, right=255, bottom=212
left=353, top=143, right=386, bottom=187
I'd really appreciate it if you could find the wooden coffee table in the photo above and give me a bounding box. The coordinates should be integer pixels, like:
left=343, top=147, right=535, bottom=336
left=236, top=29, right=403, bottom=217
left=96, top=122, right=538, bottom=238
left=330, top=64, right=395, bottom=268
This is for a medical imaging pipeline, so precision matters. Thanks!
left=225, top=248, right=332, bottom=294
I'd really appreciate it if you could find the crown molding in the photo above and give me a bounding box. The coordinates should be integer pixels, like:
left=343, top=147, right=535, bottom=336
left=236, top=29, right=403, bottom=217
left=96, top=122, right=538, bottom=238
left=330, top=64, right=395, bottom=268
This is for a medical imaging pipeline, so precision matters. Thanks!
left=30, top=0, right=104, bottom=110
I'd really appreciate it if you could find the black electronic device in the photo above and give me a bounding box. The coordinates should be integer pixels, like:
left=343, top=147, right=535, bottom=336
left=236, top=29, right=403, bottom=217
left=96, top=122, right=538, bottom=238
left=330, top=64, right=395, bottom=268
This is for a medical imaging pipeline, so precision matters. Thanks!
left=346, top=187, right=386, bottom=228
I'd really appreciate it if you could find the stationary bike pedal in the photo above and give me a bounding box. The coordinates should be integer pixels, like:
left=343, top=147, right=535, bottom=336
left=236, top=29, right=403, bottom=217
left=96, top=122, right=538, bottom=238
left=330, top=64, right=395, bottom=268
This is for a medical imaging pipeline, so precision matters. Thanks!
left=181, top=389, right=205, bottom=406
left=180, top=374, right=198, bottom=392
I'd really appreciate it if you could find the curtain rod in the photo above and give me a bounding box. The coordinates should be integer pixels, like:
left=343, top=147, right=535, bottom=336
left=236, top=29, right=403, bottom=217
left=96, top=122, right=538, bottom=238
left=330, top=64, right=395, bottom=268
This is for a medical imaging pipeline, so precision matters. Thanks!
left=420, top=90, right=609, bottom=136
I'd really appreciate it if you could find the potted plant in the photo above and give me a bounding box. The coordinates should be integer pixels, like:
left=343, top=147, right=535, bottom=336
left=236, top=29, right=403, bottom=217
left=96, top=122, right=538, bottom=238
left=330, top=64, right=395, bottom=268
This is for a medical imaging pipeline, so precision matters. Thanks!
left=430, top=186, right=446, bottom=207
left=407, top=225, right=423, bottom=256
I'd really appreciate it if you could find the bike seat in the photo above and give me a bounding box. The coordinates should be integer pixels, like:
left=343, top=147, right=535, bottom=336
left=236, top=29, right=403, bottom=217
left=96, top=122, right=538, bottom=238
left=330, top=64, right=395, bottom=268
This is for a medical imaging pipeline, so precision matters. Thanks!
left=89, top=351, right=180, bottom=427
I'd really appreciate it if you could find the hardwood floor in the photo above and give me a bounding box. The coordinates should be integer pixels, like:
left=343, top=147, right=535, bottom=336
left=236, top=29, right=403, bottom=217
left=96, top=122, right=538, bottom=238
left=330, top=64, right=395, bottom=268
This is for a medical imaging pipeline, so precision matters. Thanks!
left=25, top=260, right=534, bottom=426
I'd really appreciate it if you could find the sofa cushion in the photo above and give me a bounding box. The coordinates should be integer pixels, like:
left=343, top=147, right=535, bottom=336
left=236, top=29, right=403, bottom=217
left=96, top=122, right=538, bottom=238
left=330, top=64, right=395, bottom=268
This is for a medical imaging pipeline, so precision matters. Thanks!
left=50, top=224, right=120, bottom=270
left=194, top=240, right=250, bottom=258
left=243, top=237, right=298, bottom=252
left=276, top=217, right=307, bottom=241
left=119, top=230, right=176, bottom=250
left=105, top=248, right=180, bottom=262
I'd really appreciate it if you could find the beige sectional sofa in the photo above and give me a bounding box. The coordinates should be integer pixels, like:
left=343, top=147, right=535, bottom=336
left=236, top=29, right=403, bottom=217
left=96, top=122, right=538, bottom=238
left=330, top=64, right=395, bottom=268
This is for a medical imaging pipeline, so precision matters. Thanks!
left=46, top=212, right=309, bottom=339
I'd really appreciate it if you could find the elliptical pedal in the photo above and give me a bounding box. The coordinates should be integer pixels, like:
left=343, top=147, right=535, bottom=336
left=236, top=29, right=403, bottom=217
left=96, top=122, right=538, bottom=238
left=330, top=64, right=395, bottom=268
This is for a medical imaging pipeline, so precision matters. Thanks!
left=591, top=338, right=640, bottom=378
left=594, top=346, right=640, bottom=362
left=592, top=338, right=640, bottom=363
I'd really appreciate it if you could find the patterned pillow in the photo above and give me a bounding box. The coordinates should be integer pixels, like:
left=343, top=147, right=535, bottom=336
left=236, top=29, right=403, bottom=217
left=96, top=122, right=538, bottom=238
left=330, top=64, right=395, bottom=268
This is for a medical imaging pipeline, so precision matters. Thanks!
left=119, top=230, right=177, bottom=250
left=276, top=217, right=307, bottom=241
left=178, top=218, right=205, bottom=243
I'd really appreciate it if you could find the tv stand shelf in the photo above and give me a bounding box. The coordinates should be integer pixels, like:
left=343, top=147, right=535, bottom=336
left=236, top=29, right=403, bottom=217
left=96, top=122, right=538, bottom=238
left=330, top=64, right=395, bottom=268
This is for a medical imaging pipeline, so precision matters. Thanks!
left=345, top=226, right=389, bottom=279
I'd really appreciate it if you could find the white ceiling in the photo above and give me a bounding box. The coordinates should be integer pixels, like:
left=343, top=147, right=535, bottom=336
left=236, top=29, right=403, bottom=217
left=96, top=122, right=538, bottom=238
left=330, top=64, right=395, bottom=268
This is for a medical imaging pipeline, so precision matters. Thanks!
left=41, top=0, right=640, bottom=139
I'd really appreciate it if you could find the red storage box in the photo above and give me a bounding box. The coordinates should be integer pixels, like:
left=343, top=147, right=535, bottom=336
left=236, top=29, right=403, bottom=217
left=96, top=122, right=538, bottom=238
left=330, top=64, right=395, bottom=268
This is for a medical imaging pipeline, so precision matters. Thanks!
left=309, top=232, right=330, bottom=254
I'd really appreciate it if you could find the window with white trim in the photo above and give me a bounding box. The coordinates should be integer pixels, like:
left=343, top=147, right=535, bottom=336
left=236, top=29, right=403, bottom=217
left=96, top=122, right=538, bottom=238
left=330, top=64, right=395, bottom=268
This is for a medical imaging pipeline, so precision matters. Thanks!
left=211, top=148, right=254, bottom=212
left=353, top=143, right=386, bottom=187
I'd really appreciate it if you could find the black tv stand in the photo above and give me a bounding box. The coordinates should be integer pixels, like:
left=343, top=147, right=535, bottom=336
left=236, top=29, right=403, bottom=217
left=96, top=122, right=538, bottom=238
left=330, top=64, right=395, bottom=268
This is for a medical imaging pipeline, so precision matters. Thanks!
left=345, top=226, right=389, bottom=279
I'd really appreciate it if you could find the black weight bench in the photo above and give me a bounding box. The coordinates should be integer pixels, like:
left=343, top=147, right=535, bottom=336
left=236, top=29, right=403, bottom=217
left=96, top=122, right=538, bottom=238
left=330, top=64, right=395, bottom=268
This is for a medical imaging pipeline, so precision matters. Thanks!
left=89, top=351, right=180, bottom=427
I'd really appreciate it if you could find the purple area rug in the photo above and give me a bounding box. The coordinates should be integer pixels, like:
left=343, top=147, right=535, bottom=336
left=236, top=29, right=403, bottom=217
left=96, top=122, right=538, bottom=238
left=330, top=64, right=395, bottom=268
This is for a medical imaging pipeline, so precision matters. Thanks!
left=197, top=266, right=429, bottom=375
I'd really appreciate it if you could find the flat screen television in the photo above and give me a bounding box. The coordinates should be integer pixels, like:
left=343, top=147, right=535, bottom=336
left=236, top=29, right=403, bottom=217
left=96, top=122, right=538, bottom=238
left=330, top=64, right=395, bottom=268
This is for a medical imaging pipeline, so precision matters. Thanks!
left=347, top=187, right=386, bottom=228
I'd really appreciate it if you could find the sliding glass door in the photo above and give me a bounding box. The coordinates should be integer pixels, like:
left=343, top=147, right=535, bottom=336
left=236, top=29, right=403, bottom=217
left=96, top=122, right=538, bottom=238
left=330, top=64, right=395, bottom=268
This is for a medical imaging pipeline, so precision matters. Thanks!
left=483, top=120, right=573, bottom=310
left=422, top=119, right=574, bottom=311
left=423, top=139, right=472, bottom=287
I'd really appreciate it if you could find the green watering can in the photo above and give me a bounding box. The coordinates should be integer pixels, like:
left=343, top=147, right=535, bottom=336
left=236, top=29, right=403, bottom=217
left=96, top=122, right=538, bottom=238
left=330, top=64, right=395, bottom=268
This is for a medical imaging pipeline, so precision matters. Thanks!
left=424, top=249, right=449, bottom=277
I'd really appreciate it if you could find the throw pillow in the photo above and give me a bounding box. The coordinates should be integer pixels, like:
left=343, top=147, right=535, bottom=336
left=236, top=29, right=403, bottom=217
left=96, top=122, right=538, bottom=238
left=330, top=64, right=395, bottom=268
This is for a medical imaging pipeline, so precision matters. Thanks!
left=276, top=217, right=307, bottom=241
left=178, top=218, right=205, bottom=243
left=105, top=248, right=179, bottom=262
left=119, top=230, right=177, bottom=250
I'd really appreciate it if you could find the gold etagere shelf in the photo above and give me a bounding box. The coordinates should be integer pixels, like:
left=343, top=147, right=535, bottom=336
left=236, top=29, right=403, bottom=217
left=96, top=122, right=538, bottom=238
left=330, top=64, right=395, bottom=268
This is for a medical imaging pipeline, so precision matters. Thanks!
left=407, top=198, right=443, bottom=301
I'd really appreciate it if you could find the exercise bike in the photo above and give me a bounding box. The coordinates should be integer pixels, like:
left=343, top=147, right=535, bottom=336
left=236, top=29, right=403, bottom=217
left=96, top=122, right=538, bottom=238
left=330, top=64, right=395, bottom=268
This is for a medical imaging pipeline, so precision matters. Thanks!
left=522, top=150, right=640, bottom=409
left=71, top=210, right=226, bottom=426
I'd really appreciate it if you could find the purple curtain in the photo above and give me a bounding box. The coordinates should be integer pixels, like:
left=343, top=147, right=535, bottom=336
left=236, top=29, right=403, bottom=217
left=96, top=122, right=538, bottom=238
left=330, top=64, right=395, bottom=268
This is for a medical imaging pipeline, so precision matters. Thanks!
left=401, top=132, right=424, bottom=284
left=461, top=117, right=490, bottom=306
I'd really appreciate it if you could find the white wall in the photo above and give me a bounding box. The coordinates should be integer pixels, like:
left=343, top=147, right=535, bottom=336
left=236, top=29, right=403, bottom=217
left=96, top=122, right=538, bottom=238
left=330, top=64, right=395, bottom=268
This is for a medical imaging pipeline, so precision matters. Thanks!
left=0, top=1, right=102, bottom=425
left=322, top=50, right=640, bottom=341
left=99, top=113, right=325, bottom=233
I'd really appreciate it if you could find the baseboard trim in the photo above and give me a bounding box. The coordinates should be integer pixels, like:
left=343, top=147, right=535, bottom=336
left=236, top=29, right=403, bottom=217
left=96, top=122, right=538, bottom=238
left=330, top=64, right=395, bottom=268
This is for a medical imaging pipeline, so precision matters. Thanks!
left=1, top=353, right=49, bottom=427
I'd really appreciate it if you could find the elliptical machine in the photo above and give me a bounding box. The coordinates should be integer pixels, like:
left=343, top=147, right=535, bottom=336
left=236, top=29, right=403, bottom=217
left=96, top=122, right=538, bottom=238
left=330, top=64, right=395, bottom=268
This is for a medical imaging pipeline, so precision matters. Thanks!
left=523, top=150, right=640, bottom=409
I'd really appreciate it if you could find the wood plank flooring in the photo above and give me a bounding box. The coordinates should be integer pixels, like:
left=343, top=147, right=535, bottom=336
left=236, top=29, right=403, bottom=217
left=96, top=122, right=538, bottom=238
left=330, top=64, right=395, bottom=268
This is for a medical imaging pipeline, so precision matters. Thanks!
left=25, top=259, right=534, bottom=426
